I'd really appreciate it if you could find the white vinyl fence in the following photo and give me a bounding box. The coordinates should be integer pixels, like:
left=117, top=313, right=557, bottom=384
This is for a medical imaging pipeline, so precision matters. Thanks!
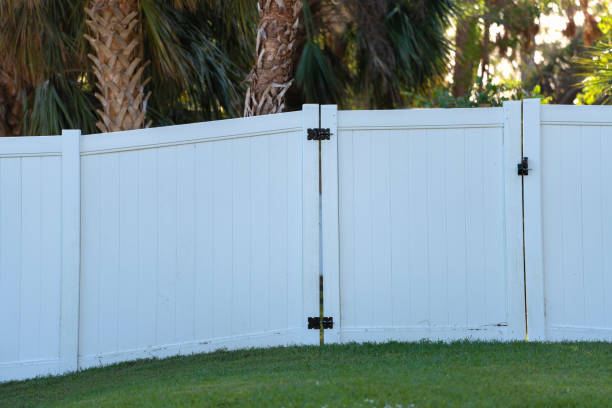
left=1, top=100, right=612, bottom=382
left=524, top=101, right=612, bottom=341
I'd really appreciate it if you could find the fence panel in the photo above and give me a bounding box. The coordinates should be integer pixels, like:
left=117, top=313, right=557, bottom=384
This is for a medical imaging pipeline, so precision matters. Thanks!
left=524, top=102, right=612, bottom=340
left=0, top=133, right=80, bottom=382
left=331, top=103, right=525, bottom=342
left=77, top=109, right=320, bottom=369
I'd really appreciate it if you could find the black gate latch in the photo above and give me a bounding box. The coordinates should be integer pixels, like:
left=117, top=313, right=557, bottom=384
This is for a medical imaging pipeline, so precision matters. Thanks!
left=308, top=316, right=334, bottom=329
left=517, top=157, right=531, bottom=176
left=307, top=128, right=331, bottom=141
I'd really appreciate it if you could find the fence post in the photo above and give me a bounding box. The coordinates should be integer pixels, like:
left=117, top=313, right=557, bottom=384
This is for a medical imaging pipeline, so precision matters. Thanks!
left=60, top=129, right=81, bottom=372
left=302, top=105, right=321, bottom=345
left=320, top=105, right=340, bottom=344
left=522, top=99, right=546, bottom=341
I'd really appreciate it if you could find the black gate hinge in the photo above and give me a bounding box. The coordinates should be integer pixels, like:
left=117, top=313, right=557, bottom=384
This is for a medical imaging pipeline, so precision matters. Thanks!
left=517, top=157, right=531, bottom=176
left=308, top=316, right=334, bottom=329
left=307, top=128, right=331, bottom=141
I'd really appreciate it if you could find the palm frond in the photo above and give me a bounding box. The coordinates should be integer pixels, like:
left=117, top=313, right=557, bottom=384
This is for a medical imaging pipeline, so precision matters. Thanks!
left=291, top=0, right=455, bottom=110
left=144, top=0, right=251, bottom=124
left=577, top=40, right=612, bottom=104
left=296, top=41, right=342, bottom=104
left=24, top=75, right=97, bottom=136
left=350, top=0, right=455, bottom=108
left=0, top=0, right=87, bottom=86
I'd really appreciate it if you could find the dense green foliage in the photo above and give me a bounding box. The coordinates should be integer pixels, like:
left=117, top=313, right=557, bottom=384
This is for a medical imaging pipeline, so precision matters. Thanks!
left=576, top=11, right=612, bottom=104
left=578, top=39, right=612, bottom=104
left=294, top=0, right=455, bottom=109
left=2, top=341, right=612, bottom=407
left=4, top=0, right=612, bottom=136
left=445, top=0, right=611, bottom=106
left=1, top=0, right=458, bottom=134
left=0, top=0, right=255, bottom=135
left=408, top=79, right=549, bottom=108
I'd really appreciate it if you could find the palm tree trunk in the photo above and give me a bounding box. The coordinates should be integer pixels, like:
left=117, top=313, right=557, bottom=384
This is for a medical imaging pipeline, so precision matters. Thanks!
left=0, top=64, right=23, bottom=137
left=244, top=0, right=301, bottom=117
left=452, top=16, right=477, bottom=98
left=85, top=0, right=150, bottom=133
left=479, top=16, right=491, bottom=88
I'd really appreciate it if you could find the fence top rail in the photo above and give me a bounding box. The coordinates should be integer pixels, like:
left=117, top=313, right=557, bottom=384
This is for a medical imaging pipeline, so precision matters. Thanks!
left=337, top=106, right=505, bottom=130
left=80, top=110, right=303, bottom=155
left=541, top=104, right=612, bottom=126
left=0, top=135, right=62, bottom=158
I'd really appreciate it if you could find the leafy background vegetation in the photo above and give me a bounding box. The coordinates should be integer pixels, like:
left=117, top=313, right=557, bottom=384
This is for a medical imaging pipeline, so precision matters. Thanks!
left=1, top=0, right=612, bottom=135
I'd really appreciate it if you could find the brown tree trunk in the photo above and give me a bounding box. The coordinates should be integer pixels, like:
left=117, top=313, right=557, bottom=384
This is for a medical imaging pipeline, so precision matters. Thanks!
left=580, top=0, right=602, bottom=46
left=0, top=64, right=24, bottom=137
left=85, top=0, right=150, bottom=133
left=479, top=16, right=491, bottom=88
left=452, top=15, right=475, bottom=98
left=244, top=0, right=301, bottom=117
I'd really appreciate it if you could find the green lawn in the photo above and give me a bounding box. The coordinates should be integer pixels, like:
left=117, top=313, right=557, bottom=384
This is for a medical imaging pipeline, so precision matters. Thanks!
left=2, top=341, right=611, bottom=407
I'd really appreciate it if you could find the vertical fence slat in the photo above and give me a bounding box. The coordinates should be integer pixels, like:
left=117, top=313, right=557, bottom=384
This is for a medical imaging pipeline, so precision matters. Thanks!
left=61, top=129, right=81, bottom=372
left=503, top=101, right=527, bottom=340
left=522, top=99, right=546, bottom=341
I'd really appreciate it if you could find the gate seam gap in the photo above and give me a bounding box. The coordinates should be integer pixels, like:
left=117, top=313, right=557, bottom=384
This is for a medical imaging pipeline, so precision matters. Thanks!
left=521, top=101, right=528, bottom=340
left=337, top=108, right=342, bottom=343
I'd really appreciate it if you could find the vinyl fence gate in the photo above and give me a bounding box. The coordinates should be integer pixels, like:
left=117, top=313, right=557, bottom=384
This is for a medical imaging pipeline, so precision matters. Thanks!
left=317, top=103, right=526, bottom=343
left=2, top=100, right=612, bottom=383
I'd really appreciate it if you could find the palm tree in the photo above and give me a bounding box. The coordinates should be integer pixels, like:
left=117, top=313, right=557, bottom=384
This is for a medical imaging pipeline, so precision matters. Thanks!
left=0, top=0, right=255, bottom=136
left=245, top=0, right=456, bottom=115
left=244, top=0, right=302, bottom=116
left=85, top=0, right=150, bottom=132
